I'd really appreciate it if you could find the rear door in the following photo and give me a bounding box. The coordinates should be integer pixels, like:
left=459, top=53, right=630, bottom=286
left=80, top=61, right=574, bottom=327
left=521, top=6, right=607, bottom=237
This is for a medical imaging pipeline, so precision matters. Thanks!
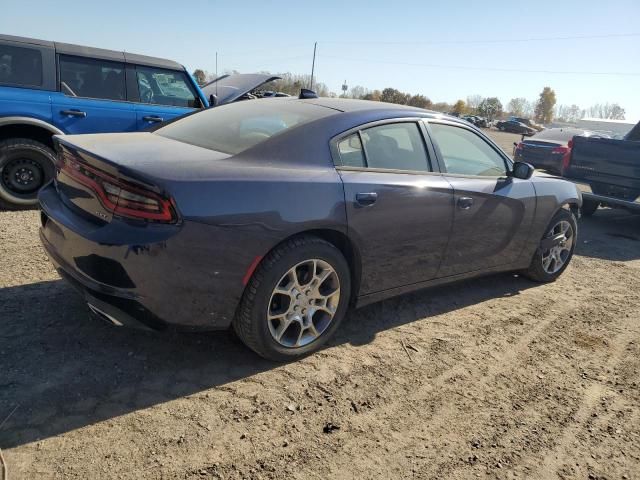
left=130, top=65, right=200, bottom=130
left=52, top=55, right=136, bottom=133
left=426, top=120, right=536, bottom=276
left=334, top=120, right=455, bottom=295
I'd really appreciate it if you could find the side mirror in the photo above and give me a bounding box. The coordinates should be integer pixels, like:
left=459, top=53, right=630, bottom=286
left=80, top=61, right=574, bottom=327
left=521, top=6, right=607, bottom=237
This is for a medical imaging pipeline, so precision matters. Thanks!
left=511, top=161, right=535, bottom=180
left=209, top=94, right=218, bottom=107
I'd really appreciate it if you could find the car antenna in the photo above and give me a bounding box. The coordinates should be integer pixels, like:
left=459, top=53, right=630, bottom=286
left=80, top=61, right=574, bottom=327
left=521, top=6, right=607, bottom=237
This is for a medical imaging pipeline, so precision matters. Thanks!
left=299, top=89, right=318, bottom=99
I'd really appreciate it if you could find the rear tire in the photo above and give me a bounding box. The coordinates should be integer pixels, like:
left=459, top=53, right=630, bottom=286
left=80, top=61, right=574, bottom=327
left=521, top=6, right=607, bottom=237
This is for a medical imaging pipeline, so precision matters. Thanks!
left=581, top=199, right=599, bottom=217
left=233, top=236, right=351, bottom=362
left=522, top=209, right=577, bottom=283
left=0, top=138, right=56, bottom=210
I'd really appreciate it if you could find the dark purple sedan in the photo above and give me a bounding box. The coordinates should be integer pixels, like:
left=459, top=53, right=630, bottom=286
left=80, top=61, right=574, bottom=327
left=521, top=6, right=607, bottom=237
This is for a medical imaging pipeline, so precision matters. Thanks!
left=39, top=97, right=582, bottom=361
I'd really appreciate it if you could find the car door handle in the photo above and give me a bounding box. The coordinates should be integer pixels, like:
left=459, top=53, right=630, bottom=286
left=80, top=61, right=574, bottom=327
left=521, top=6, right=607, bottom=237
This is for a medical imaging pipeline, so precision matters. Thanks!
left=457, top=196, right=474, bottom=209
left=355, top=192, right=378, bottom=207
left=60, top=109, right=87, bottom=118
left=142, top=115, right=164, bottom=123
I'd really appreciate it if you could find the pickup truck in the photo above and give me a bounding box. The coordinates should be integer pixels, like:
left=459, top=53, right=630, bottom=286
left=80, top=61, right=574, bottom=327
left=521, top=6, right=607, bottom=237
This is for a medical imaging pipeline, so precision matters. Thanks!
left=562, top=121, right=640, bottom=215
left=0, top=34, right=209, bottom=209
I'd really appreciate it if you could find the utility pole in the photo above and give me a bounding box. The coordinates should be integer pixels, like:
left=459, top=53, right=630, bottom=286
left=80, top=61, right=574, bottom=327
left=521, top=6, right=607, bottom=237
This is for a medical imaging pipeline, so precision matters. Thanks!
left=310, top=42, right=317, bottom=90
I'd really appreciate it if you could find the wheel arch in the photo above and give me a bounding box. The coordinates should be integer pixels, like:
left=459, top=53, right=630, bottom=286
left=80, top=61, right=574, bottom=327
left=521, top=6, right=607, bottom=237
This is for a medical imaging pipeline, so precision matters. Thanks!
left=0, top=117, right=63, bottom=149
left=245, top=228, right=363, bottom=306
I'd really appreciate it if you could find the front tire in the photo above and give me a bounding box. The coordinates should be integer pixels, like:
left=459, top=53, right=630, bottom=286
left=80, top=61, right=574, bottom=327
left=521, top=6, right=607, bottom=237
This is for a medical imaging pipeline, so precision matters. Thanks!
left=522, top=209, right=577, bottom=283
left=0, top=138, right=56, bottom=210
left=233, top=236, right=351, bottom=361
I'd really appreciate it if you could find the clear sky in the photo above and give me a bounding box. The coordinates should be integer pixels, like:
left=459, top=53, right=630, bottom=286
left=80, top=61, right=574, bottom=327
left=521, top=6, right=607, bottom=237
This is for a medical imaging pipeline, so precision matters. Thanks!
left=2, top=0, right=639, bottom=121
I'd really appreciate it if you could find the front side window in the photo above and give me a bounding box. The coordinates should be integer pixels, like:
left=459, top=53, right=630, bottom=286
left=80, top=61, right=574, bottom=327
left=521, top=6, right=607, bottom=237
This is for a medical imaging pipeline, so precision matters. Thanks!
left=360, top=123, right=430, bottom=171
left=429, top=123, right=508, bottom=177
left=136, top=66, right=198, bottom=108
left=0, top=44, right=42, bottom=87
left=59, top=55, right=125, bottom=101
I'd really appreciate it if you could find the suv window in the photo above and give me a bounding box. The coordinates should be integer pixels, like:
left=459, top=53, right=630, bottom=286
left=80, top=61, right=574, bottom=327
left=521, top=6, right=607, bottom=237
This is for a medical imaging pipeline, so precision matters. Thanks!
left=135, top=66, right=198, bottom=108
left=429, top=123, right=507, bottom=177
left=360, top=123, right=430, bottom=171
left=59, top=55, right=125, bottom=101
left=0, top=44, right=42, bottom=87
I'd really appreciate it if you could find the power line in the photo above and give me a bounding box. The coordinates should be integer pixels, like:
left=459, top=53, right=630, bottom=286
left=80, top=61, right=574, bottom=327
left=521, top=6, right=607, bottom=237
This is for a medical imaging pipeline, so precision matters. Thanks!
left=319, top=32, right=640, bottom=46
left=320, top=55, right=640, bottom=76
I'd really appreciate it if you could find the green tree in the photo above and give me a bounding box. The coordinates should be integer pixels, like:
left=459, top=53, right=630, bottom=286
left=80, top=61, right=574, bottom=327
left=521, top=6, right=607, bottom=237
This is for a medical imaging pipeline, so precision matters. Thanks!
left=380, top=88, right=409, bottom=105
left=407, top=94, right=432, bottom=109
left=478, top=97, right=503, bottom=122
left=507, top=97, right=528, bottom=117
left=192, top=69, right=207, bottom=86
left=452, top=99, right=466, bottom=115
left=534, top=87, right=556, bottom=124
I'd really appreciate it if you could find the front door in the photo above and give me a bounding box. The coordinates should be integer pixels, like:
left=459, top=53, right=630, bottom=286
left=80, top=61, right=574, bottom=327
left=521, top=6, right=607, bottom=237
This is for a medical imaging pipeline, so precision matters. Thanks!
left=52, top=55, right=136, bottom=134
left=335, top=121, right=455, bottom=295
left=131, top=65, right=200, bottom=130
left=426, top=121, right=536, bottom=276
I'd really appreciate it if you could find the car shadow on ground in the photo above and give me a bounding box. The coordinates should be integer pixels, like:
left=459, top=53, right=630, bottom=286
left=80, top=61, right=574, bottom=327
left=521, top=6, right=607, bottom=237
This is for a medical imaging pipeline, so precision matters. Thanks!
left=0, top=270, right=536, bottom=449
left=575, top=208, right=640, bottom=262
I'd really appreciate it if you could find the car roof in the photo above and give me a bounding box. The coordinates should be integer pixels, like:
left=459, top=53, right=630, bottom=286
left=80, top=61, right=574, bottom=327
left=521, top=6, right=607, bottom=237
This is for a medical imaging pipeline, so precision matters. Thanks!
left=0, top=34, right=183, bottom=71
left=298, top=97, right=463, bottom=122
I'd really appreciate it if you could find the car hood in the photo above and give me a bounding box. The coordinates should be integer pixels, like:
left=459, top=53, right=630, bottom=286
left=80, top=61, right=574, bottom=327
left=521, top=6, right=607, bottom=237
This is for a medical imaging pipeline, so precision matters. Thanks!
left=201, top=74, right=281, bottom=105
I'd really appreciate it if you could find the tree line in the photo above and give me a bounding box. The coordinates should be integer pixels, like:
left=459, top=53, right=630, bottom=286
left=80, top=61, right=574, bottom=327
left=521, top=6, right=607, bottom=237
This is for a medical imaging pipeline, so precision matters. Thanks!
left=192, top=69, right=626, bottom=124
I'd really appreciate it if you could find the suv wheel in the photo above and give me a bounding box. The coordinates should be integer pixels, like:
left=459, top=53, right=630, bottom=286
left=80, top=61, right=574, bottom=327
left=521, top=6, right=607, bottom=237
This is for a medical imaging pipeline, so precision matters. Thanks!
left=522, top=209, right=577, bottom=283
left=233, top=236, right=351, bottom=361
left=0, top=138, right=56, bottom=210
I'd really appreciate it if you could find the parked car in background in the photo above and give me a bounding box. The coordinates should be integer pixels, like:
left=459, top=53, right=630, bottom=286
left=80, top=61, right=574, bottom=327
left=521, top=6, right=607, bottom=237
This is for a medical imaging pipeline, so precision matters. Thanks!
left=509, top=116, right=544, bottom=132
left=496, top=120, right=536, bottom=135
left=201, top=73, right=282, bottom=105
left=0, top=34, right=208, bottom=209
left=39, top=98, right=582, bottom=361
left=513, top=128, right=606, bottom=175
left=561, top=121, right=640, bottom=215
left=462, top=115, right=488, bottom=128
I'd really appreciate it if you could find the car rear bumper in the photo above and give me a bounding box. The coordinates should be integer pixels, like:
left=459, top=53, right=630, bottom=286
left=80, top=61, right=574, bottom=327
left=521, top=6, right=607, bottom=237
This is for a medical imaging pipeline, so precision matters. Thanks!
left=38, top=182, right=243, bottom=331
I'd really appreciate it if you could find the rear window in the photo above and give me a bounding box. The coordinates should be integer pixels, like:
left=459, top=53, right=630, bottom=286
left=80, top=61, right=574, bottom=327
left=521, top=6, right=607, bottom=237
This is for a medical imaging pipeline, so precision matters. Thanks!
left=532, top=129, right=586, bottom=142
left=0, top=44, right=43, bottom=87
left=155, top=100, right=336, bottom=155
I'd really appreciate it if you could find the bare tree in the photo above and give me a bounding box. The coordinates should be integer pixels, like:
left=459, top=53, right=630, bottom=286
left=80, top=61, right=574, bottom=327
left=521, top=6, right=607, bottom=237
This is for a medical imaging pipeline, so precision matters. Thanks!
left=466, top=95, right=483, bottom=114
left=507, top=97, right=528, bottom=117
left=587, top=103, right=626, bottom=120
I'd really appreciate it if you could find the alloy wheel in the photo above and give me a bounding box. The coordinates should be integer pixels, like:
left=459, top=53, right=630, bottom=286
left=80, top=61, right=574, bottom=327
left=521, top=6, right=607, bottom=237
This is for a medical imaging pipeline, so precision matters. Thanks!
left=267, top=259, right=340, bottom=348
left=541, top=220, right=574, bottom=274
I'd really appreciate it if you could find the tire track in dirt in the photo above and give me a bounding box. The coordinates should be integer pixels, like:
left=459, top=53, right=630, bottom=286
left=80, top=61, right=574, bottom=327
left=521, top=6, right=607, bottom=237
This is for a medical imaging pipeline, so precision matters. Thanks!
left=534, top=330, right=639, bottom=478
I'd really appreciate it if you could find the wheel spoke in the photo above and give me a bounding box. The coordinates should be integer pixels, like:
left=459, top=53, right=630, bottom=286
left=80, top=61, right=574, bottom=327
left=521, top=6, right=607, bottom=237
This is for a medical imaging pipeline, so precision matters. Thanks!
left=267, top=258, right=341, bottom=349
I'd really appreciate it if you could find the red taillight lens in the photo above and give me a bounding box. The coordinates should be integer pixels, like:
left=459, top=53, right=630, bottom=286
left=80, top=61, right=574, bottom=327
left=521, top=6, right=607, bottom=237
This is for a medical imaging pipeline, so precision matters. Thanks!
left=559, top=146, right=572, bottom=176
left=515, top=142, right=524, bottom=151
left=60, top=153, right=176, bottom=223
left=551, top=146, right=570, bottom=155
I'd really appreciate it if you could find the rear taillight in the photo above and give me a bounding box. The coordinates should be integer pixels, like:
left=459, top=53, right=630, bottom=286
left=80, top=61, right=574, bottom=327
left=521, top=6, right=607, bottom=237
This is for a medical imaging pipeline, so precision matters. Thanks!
left=60, top=152, right=176, bottom=222
left=514, top=142, right=524, bottom=153
left=558, top=141, right=573, bottom=176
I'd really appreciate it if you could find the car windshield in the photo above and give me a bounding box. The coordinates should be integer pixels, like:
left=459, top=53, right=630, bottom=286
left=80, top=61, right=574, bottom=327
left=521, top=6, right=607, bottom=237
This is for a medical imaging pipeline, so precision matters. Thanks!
left=155, top=100, right=336, bottom=155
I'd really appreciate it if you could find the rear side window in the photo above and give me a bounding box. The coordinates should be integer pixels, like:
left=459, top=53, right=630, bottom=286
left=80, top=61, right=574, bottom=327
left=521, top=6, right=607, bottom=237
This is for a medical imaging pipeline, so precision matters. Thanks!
left=59, top=55, right=125, bottom=101
left=429, top=123, right=507, bottom=177
left=135, top=66, right=198, bottom=108
left=337, top=134, right=366, bottom=168
left=361, top=123, right=430, bottom=171
left=155, top=100, right=337, bottom=155
left=0, top=44, right=42, bottom=87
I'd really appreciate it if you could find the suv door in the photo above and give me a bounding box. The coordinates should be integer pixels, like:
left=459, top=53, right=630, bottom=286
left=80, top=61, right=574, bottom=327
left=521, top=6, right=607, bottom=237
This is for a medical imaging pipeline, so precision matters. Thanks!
left=334, top=120, right=455, bottom=295
left=130, top=65, right=201, bottom=130
left=52, top=55, right=136, bottom=133
left=426, top=120, right=536, bottom=276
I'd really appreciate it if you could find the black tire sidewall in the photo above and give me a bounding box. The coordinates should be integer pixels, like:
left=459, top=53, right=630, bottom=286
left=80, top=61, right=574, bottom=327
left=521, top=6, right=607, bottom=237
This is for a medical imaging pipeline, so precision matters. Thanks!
left=246, top=241, right=351, bottom=361
left=0, top=139, right=56, bottom=207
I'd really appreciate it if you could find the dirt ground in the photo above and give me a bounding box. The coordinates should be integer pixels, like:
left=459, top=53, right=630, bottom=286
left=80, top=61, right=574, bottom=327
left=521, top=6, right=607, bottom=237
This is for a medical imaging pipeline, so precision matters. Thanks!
left=1, top=130, right=639, bottom=480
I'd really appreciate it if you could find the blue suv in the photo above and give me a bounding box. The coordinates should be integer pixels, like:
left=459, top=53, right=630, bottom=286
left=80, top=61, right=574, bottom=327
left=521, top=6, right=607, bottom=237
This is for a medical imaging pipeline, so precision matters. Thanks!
left=0, top=34, right=208, bottom=209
